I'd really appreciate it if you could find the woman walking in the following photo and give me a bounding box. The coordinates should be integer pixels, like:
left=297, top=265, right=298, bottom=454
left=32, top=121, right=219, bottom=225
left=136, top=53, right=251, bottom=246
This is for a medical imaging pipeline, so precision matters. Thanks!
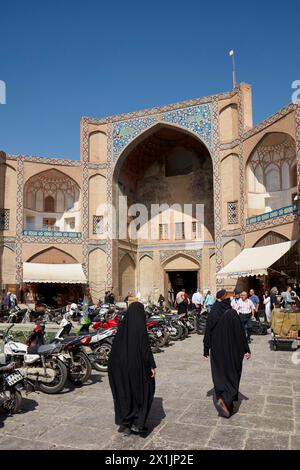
left=204, top=290, right=251, bottom=418
left=263, top=290, right=271, bottom=323
left=204, top=290, right=214, bottom=313
left=108, top=302, right=156, bottom=436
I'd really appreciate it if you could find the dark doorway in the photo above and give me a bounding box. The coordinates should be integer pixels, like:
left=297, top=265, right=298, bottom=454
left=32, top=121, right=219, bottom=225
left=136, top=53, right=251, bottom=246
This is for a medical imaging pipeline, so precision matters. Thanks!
left=167, top=271, right=198, bottom=297
left=27, top=283, right=83, bottom=307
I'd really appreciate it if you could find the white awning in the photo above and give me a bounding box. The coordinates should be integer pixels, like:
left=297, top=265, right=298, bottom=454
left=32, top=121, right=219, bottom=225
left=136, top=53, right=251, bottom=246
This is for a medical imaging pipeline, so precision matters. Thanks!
left=218, top=240, right=297, bottom=278
left=23, top=263, right=87, bottom=284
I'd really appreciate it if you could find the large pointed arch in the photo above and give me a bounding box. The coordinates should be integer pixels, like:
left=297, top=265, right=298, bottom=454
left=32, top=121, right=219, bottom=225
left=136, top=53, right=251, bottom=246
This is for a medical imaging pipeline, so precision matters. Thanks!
left=162, top=252, right=201, bottom=270
left=113, top=122, right=213, bottom=182
left=27, top=247, right=78, bottom=264
left=253, top=231, right=290, bottom=247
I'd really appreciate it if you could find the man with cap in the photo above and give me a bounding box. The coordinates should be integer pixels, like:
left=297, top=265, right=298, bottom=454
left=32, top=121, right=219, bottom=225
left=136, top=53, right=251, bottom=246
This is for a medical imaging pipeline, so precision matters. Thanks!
left=231, top=289, right=241, bottom=310
left=203, top=289, right=251, bottom=418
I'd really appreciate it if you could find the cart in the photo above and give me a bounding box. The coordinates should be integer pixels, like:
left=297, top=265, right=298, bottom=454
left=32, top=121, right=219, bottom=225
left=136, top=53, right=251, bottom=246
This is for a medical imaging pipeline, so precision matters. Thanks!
left=270, top=309, right=300, bottom=351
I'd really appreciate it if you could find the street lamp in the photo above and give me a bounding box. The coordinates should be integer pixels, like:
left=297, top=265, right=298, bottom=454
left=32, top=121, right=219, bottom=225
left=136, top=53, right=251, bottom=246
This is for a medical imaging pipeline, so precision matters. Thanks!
left=229, top=50, right=237, bottom=89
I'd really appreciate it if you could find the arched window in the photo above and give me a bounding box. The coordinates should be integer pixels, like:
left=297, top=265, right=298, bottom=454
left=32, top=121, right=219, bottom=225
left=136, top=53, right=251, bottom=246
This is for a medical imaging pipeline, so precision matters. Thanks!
left=27, top=191, right=35, bottom=210
left=281, top=161, right=290, bottom=190
left=290, top=163, right=297, bottom=188
left=66, top=194, right=74, bottom=210
left=254, top=165, right=265, bottom=193
left=265, top=164, right=280, bottom=192
left=44, top=195, right=55, bottom=212
left=56, top=190, right=64, bottom=212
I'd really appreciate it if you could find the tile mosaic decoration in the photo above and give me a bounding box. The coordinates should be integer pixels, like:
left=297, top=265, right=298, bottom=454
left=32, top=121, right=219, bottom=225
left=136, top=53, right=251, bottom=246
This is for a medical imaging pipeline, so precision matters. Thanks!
left=159, top=249, right=202, bottom=264
left=0, top=209, right=10, bottom=231
left=112, top=103, right=212, bottom=162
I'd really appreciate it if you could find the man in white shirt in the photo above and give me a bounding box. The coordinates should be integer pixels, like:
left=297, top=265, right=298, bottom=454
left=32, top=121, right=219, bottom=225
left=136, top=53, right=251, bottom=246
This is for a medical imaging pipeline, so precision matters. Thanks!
left=236, top=291, right=255, bottom=343
left=192, top=289, right=203, bottom=310
left=231, top=289, right=241, bottom=310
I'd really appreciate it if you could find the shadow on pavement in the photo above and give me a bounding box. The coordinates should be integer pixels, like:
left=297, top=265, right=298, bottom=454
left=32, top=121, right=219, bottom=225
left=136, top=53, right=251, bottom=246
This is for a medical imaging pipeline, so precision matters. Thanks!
left=206, top=388, right=249, bottom=416
left=60, top=372, right=103, bottom=394
left=144, top=397, right=166, bottom=437
left=0, top=395, right=38, bottom=429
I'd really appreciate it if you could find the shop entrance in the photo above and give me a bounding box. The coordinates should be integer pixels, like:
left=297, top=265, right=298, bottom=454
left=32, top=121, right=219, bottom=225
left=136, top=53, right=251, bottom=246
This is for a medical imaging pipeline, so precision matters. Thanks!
left=21, top=283, right=84, bottom=307
left=167, top=270, right=198, bottom=298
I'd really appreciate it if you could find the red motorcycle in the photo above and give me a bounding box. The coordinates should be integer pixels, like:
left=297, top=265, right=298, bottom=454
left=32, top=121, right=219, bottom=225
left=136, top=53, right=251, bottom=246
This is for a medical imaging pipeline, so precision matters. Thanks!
left=92, top=311, right=123, bottom=330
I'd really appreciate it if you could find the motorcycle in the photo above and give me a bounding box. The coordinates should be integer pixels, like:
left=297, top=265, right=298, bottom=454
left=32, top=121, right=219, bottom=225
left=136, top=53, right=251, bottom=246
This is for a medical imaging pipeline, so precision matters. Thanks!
left=0, top=362, right=25, bottom=414
left=2, top=324, right=68, bottom=394
left=51, top=319, right=92, bottom=384
left=7, top=306, right=28, bottom=324
left=146, top=319, right=171, bottom=348
left=60, top=318, right=116, bottom=373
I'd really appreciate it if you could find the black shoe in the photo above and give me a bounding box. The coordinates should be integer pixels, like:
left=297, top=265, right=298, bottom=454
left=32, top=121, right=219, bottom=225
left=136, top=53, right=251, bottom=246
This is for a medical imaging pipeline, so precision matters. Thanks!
left=118, top=425, right=131, bottom=435
left=216, top=398, right=231, bottom=418
left=131, top=425, right=148, bottom=435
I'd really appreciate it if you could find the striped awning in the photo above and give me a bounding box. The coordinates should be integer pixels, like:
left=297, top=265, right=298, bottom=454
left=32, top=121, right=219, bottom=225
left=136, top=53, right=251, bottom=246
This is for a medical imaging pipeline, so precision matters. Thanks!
left=23, top=263, right=86, bottom=284
left=218, top=240, right=297, bottom=278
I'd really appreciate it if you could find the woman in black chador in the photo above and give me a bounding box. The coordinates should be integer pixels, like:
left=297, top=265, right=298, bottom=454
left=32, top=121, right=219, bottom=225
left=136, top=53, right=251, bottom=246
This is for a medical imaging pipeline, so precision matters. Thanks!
left=203, top=290, right=251, bottom=418
left=108, top=301, right=156, bottom=435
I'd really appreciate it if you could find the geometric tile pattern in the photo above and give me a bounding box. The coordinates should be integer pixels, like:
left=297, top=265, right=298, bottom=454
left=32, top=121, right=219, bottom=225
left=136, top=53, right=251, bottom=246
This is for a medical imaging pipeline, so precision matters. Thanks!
left=159, top=249, right=202, bottom=264
left=245, top=212, right=297, bottom=233
left=105, top=123, right=113, bottom=288
left=211, top=97, right=223, bottom=288
left=93, top=215, right=104, bottom=235
left=227, top=201, right=239, bottom=224
left=0, top=209, right=9, bottom=230
left=15, top=158, right=24, bottom=284
left=112, top=103, right=212, bottom=162
left=237, top=87, right=246, bottom=246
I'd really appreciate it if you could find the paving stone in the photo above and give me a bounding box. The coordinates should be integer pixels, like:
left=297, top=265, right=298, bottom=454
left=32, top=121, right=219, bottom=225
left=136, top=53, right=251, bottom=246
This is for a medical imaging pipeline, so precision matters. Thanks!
left=218, top=413, right=294, bottom=433
left=154, top=423, right=212, bottom=447
left=290, top=435, right=300, bottom=450
left=0, top=435, right=50, bottom=450
left=244, top=431, right=290, bottom=450
left=207, top=427, right=248, bottom=450
left=264, top=404, right=294, bottom=419
left=266, top=396, right=293, bottom=406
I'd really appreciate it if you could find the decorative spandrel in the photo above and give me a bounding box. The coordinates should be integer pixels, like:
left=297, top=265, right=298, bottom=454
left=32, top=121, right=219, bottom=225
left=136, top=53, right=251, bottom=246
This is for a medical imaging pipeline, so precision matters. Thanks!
left=112, top=103, right=212, bottom=163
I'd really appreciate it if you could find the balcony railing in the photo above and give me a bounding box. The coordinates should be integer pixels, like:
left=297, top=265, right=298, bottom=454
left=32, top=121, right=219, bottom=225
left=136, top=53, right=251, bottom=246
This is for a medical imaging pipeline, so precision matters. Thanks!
left=246, top=204, right=298, bottom=225
left=23, top=228, right=82, bottom=238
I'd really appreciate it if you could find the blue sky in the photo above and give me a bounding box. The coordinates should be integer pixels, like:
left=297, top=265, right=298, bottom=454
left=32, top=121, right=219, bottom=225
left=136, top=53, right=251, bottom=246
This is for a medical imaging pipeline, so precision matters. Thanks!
left=0, top=0, right=299, bottom=160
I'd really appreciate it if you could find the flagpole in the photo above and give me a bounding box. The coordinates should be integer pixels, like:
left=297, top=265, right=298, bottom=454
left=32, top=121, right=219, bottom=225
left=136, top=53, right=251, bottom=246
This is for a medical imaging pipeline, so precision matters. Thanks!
left=229, top=50, right=236, bottom=89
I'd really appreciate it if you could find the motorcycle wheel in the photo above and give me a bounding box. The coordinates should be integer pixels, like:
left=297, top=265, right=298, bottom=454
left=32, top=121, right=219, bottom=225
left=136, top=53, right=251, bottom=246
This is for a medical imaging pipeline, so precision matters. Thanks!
left=170, top=322, right=183, bottom=341
left=1, top=389, right=22, bottom=414
left=93, top=342, right=112, bottom=373
left=38, top=358, right=68, bottom=394
left=156, top=335, right=166, bottom=348
left=149, top=336, right=160, bottom=353
left=68, top=352, right=92, bottom=384
left=180, top=325, right=189, bottom=339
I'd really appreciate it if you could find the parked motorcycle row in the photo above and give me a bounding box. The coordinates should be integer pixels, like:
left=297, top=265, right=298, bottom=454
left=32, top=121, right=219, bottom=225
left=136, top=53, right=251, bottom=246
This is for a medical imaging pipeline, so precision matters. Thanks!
left=0, top=301, right=209, bottom=416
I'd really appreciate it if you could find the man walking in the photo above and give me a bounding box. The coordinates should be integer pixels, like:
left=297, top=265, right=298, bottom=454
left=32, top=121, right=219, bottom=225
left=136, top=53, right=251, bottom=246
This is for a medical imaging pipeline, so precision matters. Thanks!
left=283, top=286, right=293, bottom=310
left=234, top=291, right=255, bottom=343
left=249, top=289, right=260, bottom=321
left=192, top=289, right=203, bottom=310
left=231, top=289, right=241, bottom=310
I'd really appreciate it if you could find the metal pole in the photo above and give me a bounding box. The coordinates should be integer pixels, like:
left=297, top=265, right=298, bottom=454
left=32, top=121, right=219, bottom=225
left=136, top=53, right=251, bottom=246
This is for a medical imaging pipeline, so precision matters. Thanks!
left=232, top=53, right=236, bottom=89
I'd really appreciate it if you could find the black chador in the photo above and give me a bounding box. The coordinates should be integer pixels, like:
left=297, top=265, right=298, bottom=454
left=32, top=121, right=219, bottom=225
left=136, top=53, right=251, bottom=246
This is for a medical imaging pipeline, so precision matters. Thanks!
left=204, top=300, right=251, bottom=417
left=108, top=302, right=156, bottom=434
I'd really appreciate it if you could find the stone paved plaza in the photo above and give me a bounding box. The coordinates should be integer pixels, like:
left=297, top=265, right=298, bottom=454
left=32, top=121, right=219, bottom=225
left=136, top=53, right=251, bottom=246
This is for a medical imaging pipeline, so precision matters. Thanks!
left=1, top=333, right=300, bottom=450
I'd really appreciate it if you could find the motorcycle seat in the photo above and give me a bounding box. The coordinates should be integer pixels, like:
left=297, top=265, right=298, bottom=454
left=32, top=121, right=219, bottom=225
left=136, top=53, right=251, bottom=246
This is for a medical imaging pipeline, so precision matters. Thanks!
left=0, top=362, right=15, bottom=372
left=37, top=343, right=61, bottom=355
